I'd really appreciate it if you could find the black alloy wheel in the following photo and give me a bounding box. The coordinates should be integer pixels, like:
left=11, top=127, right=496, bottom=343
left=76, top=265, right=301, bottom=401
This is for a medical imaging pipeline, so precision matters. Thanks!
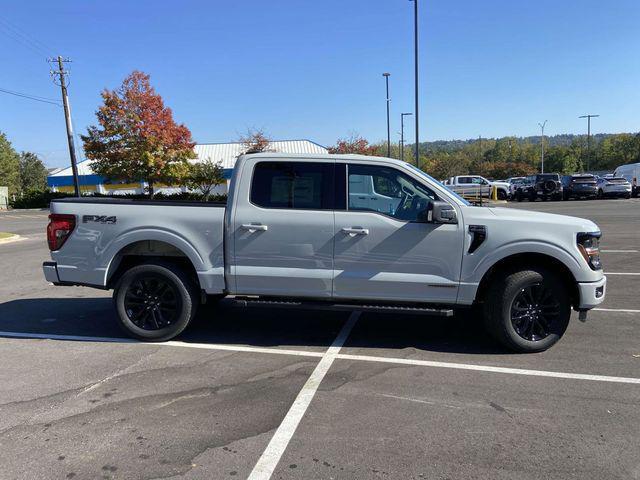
left=510, top=283, right=560, bottom=342
left=124, top=274, right=181, bottom=330
left=114, top=262, right=199, bottom=341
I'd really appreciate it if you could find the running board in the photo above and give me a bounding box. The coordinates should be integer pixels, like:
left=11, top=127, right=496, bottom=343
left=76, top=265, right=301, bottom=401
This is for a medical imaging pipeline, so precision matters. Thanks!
left=229, top=297, right=454, bottom=316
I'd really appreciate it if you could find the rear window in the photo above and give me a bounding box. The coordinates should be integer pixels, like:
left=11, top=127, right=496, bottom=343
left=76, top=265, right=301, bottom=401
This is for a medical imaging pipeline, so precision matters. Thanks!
left=572, top=175, right=596, bottom=183
left=250, top=161, right=334, bottom=210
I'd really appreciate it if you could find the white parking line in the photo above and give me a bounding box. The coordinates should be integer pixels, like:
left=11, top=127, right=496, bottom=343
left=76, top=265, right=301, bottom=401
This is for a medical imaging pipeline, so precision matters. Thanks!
left=601, top=250, right=638, bottom=253
left=605, top=272, right=640, bottom=276
left=247, top=312, right=359, bottom=480
left=334, top=353, right=640, bottom=385
left=1, top=322, right=640, bottom=388
left=0, top=330, right=325, bottom=358
left=594, top=307, right=640, bottom=313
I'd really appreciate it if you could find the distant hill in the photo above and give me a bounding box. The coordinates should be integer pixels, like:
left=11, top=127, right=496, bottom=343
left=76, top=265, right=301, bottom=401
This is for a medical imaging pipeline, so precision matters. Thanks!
left=413, top=133, right=633, bottom=152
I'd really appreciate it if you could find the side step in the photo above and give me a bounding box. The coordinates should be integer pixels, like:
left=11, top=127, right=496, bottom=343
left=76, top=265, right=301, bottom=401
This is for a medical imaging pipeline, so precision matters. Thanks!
left=229, top=297, right=454, bottom=317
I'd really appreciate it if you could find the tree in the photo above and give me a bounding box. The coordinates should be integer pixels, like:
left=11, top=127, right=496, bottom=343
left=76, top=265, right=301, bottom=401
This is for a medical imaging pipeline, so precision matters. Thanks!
left=185, top=158, right=225, bottom=201
left=328, top=134, right=377, bottom=155
left=82, top=71, right=196, bottom=198
left=0, top=132, right=20, bottom=195
left=239, top=129, right=271, bottom=154
left=19, top=152, right=48, bottom=193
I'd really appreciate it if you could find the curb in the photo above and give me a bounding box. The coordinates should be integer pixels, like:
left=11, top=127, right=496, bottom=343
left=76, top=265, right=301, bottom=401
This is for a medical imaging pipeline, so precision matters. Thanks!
left=0, top=234, right=22, bottom=245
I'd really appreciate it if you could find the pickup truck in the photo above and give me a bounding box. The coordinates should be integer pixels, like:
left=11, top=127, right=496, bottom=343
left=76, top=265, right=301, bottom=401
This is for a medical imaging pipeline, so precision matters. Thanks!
left=43, top=153, right=606, bottom=352
left=443, top=175, right=510, bottom=200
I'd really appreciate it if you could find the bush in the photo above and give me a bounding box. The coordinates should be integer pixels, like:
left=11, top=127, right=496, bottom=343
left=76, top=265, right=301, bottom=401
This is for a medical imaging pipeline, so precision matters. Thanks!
left=10, top=190, right=69, bottom=209
left=9, top=189, right=227, bottom=209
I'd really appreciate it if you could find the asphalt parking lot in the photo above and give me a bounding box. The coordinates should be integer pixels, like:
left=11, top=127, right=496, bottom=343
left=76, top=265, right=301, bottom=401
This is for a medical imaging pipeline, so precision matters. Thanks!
left=0, top=201, right=638, bottom=480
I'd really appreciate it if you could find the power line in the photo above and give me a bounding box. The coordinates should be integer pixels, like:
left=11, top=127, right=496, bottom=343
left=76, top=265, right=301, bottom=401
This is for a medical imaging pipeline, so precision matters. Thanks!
left=0, top=15, right=53, bottom=58
left=0, top=86, right=61, bottom=106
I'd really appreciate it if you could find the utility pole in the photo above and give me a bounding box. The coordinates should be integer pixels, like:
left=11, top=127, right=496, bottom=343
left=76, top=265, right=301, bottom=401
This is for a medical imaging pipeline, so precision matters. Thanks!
left=50, top=56, right=80, bottom=197
left=579, top=114, right=599, bottom=172
left=410, top=0, right=420, bottom=168
left=400, top=112, right=413, bottom=161
left=538, top=120, right=547, bottom=173
left=383, top=73, right=391, bottom=157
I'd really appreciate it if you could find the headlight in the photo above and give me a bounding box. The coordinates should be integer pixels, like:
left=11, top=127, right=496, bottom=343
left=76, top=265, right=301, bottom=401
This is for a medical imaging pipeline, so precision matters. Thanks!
left=577, top=232, right=602, bottom=270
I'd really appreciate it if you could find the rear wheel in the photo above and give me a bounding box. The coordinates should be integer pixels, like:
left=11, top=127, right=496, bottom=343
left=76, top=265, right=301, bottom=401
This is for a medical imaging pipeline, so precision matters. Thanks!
left=113, top=262, right=199, bottom=341
left=483, top=267, right=571, bottom=353
left=497, top=189, right=507, bottom=200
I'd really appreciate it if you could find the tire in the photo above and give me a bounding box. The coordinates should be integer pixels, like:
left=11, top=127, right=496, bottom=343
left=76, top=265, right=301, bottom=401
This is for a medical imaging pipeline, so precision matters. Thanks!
left=597, top=189, right=603, bottom=199
left=625, top=193, right=631, bottom=199
left=497, top=189, right=507, bottom=200
left=528, top=191, right=537, bottom=202
left=113, top=261, right=199, bottom=341
left=516, top=191, right=523, bottom=202
left=483, top=267, right=571, bottom=353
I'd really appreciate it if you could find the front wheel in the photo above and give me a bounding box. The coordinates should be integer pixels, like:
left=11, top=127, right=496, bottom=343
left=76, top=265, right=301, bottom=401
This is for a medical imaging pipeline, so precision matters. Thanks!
left=113, top=262, right=199, bottom=341
left=483, top=268, right=571, bottom=352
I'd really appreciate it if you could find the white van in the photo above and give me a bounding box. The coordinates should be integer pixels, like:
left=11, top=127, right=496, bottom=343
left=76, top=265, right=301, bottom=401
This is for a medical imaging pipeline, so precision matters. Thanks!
left=613, top=162, right=640, bottom=197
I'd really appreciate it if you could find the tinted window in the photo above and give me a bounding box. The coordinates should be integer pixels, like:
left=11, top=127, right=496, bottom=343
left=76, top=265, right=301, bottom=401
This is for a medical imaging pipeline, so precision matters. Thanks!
left=348, top=164, right=437, bottom=221
left=251, top=161, right=334, bottom=210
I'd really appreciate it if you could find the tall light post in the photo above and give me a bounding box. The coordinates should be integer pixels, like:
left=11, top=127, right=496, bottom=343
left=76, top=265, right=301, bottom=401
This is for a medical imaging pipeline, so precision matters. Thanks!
left=410, top=0, right=419, bottom=168
left=382, top=73, right=391, bottom=157
left=538, top=120, right=547, bottom=173
left=400, top=112, right=413, bottom=161
left=579, top=114, right=599, bottom=172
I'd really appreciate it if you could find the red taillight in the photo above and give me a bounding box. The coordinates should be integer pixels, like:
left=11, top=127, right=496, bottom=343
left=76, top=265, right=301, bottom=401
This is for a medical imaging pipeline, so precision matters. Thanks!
left=47, top=214, right=76, bottom=251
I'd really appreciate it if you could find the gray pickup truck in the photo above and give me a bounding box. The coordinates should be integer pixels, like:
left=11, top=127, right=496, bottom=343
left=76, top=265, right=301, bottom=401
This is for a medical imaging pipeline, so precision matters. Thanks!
left=43, top=153, right=606, bottom=352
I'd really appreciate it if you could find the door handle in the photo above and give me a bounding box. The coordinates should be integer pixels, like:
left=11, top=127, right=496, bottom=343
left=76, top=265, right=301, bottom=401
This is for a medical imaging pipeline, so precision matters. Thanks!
left=241, top=223, right=268, bottom=233
left=341, top=227, right=369, bottom=237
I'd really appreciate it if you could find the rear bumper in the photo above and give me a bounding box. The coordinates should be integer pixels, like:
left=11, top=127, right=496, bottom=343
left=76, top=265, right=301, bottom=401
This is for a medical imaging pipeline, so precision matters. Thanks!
left=43, top=261, right=60, bottom=283
left=576, top=276, right=606, bottom=309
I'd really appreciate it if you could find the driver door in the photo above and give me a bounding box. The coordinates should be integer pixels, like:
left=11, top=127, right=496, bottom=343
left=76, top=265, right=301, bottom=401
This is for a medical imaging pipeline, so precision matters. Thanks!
left=333, top=163, right=464, bottom=304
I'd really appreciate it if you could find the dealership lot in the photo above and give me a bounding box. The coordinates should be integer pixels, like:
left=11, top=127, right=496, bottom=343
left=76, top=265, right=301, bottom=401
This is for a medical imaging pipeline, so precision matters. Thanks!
left=0, top=200, right=638, bottom=480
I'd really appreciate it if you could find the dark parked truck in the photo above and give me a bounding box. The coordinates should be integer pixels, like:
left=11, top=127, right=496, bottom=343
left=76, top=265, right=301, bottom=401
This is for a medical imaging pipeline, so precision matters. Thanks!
left=43, top=153, right=606, bottom=352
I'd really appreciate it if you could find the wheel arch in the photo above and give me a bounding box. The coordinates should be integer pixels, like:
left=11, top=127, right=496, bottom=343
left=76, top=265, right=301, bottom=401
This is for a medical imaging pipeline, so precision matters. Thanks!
left=474, top=252, right=579, bottom=308
left=105, top=238, right=201, bottom=289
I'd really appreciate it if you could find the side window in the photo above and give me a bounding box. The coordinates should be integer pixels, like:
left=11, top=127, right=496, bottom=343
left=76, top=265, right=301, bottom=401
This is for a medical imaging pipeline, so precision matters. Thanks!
left=250, top=161, right=334, bottom=210
left=347, top=164, right=438, bottom=222
left=458, top=176, right=471, bottom=184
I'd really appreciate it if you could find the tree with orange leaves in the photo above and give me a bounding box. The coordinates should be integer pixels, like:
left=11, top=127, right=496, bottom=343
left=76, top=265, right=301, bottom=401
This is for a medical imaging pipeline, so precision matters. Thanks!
left=328, top=134, right=377, bottom=156
left=82, top=71, right=196, bottom=197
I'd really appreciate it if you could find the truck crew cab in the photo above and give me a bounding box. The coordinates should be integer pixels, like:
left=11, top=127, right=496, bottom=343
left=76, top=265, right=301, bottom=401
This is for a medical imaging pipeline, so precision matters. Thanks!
left=43, top=154, right=606, bottom=353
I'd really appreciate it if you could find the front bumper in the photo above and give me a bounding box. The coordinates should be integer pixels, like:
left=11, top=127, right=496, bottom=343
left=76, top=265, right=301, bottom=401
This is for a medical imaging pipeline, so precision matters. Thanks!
left=43, top=261, right=60, bottom=283
left=577, top=275, right=606, bottom=309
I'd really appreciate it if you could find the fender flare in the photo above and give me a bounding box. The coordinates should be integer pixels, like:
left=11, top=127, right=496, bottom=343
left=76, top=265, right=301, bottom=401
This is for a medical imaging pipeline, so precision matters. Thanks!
left=468, top=241, right=583, bottom=285
left=101, top=228, right=207, bottom=285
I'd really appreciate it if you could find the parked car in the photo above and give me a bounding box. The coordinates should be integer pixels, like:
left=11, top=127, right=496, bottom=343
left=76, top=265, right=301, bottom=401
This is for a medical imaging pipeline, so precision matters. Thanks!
left=613, top=162, right=640, bottom=197
left=561, top=174, right=598, bottom=200
left=596, top=175, right=632, bottom=199
left=43, top=153, right=606, bottom=353
left=514, top=173, right=563, bottom=201
left=443, top=175, right=510, bottom=200
left=505, top=176, right=526, bottom=199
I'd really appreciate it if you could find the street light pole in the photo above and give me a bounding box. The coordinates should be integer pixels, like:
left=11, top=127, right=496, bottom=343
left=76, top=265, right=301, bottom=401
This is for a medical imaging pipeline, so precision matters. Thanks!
left=400, top=112, right=413, bottom=161
left=383, top=73, right=391, bottom=157
left=579, top=114, right=599, bottom=172
left=410, top=0, right=419, bottom=168
left=538, top=120, right=547, bottom=173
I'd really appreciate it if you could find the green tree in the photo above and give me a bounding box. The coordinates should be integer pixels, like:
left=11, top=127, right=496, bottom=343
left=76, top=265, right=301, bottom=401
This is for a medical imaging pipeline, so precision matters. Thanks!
left=19, top=152, right=48, bottom=193
left=185, top=158, right=225, bottom=201
left=0, top=132, right=21, bottom=195
left=82, top=71, right=196, bottom=198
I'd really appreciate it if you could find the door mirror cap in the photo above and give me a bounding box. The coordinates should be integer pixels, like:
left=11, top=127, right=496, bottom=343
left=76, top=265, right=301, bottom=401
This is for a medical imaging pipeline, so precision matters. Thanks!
left=430, top=201, right=457, bottom=224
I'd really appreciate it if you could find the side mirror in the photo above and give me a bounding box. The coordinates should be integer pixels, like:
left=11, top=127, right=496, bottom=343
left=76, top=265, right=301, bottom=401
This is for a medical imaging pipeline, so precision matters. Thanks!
left=430, top=201, right=457, bottom=224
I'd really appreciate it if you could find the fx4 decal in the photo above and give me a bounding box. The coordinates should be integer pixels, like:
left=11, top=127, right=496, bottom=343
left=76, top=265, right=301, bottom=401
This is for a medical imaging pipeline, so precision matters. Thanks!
left=82, top=215, right=117, bottom=224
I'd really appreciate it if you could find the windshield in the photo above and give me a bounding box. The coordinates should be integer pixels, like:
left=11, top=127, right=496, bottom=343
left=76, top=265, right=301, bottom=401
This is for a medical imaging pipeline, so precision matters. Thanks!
left=405, top=163, right=471, bottom=206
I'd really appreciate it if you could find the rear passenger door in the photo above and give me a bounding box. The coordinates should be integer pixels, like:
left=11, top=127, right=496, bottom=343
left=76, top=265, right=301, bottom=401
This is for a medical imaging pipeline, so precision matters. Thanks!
left=230, top=159, right=336, bottom=297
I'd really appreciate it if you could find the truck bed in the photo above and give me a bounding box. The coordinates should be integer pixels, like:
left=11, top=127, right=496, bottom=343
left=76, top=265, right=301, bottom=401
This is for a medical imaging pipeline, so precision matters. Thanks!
left=48, top=197, right=227, bottom=293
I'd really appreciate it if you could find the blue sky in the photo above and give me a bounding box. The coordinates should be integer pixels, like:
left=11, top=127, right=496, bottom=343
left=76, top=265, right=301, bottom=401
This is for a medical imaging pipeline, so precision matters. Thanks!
left=1, top=0, right=639, bottom=168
